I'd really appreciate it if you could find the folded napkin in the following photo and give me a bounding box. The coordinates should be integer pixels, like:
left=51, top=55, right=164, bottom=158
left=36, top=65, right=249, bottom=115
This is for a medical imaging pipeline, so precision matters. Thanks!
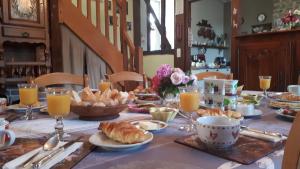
left=10, top=119, right=99, bottom=138
left=3, top=141, right=83, bottom=169
left=240, top=130, right=287, bottom=143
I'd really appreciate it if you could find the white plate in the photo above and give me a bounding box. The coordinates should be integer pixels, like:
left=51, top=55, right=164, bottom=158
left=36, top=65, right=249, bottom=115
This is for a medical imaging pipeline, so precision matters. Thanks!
left=275, top=109, right=295, bottom=120
left=130, top=120, right=168, bottom=132
left=135, top=93, right=158, bottom=97
left=268, top=92, right=300, bottom=103
left=7, top=103, right=47, bottom=111
left=89, top=131, right=153, bottom=150
left=40, top=107, right=48, bottom=113
left=135, top=98, right=162, bottom=105
left=242, top=109, right=263, bottom=117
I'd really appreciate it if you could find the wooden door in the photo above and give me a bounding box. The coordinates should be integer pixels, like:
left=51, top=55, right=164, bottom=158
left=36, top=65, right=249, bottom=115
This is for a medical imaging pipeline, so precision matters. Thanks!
left=238, top=41, right=291, bottom=92
left=2, top=0, right=46, bottom=27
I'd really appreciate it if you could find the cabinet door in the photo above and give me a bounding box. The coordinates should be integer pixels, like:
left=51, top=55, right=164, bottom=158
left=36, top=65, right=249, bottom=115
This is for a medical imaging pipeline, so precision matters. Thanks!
left=2, top=0, right=46, bottom=27
left=238, top=41, right=290, bottom=92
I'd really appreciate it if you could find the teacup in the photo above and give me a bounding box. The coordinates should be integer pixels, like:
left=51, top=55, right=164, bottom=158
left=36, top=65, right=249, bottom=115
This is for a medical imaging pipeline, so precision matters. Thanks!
left=236, top=103, right=254, bottom=116
left=288, top=85, right=300, bottom=96
left=196, top=116, right=240, bottom=149
left=0, top=118, right=15, bottom=150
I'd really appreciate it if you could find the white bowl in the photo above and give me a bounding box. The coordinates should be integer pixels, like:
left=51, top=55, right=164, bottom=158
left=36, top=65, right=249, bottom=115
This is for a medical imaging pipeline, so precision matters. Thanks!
left=196, top=116, right=240, bottom=149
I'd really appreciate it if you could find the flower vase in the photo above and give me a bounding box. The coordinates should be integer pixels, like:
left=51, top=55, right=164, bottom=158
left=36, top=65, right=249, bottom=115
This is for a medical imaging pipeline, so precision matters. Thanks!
left=163, top=92, right=179, bottom=108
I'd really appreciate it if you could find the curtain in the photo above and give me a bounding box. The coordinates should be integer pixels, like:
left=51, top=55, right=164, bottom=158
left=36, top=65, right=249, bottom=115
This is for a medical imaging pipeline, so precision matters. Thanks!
left=61, top=26, right=106, bottom=89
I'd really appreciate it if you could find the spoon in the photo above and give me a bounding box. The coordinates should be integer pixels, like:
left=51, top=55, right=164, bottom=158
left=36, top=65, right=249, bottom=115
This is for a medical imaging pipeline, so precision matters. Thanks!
left=22, top=135, right=59, bottom=168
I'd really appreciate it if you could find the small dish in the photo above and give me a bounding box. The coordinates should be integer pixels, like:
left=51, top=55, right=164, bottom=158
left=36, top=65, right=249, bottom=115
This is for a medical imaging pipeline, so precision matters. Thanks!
left=149, top=107, right=178, bottom=122
left=242, top=109, right=263, bottom=118
left=7, top=103, right=47, bottom=112
left=130, top=120, right=168, bottom=132
left=275, top=109, right=295, bottom=120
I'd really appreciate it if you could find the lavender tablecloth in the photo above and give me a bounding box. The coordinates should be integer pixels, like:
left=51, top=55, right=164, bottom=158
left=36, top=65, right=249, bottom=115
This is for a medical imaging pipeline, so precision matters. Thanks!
left=2, top=91, right=293, bottom=169
left=73, top=94, right=292, bottom=169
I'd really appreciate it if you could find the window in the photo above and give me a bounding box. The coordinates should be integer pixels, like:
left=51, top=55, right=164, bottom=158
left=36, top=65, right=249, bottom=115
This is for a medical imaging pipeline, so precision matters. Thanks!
left=140, top=0, right=175, bottom=53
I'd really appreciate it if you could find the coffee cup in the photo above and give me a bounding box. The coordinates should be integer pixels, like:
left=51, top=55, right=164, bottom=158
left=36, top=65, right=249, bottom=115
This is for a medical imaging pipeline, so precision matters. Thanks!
left=236, top=103, right=254, bottom=116
left=288, top=85, right=300, bottom=96
left=0, top=98, right=7, bottom=113
left=0, top=118, right=15, bottom=150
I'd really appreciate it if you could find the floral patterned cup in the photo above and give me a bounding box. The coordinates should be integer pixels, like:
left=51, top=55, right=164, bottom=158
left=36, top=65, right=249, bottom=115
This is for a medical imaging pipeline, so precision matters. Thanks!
left=196, top=116, right=240, bottom=149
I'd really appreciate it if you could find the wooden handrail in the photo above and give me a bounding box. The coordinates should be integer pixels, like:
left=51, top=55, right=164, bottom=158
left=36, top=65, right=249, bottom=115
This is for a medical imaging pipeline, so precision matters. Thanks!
left=58, top=0, right=143, bottom=74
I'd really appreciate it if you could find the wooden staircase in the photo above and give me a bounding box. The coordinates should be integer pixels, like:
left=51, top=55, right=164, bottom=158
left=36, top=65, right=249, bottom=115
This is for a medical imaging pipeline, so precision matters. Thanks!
left=57, top=0, right=143, bottom=74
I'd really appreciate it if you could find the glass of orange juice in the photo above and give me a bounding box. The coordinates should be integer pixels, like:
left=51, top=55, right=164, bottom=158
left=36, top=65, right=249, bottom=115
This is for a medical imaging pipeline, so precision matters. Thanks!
left=18, top=83, right=38, bottom=120
left=179, top=86, right=200, bottom=132
left=259, top=76, right=272, bottom=96
left=46, top=88, right=71, bottom=141
left=98, top=79, right=111, bottom=93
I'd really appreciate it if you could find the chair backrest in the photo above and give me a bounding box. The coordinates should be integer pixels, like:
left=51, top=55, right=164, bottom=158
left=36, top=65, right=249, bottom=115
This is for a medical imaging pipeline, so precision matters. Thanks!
left=107, top=71, right=148, bottom=90
left=32, top=72, right=89, bottom=87
left=282, top=113, right=300, bottom=169
left=195, top=72, right=233, bottom=80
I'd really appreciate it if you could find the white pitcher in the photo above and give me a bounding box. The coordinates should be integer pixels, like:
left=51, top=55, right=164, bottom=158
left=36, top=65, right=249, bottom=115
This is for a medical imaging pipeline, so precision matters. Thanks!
left=0, top=119, right=15, bottom=150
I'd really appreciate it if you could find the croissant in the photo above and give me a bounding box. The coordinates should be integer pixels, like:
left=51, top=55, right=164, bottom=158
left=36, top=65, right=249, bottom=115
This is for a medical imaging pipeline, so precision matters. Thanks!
left=100, top=122, right=148, bottom=144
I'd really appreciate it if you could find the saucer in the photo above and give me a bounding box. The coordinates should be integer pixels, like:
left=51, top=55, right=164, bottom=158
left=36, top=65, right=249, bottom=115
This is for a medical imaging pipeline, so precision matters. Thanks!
left=243, top=109, right=262, bottom=118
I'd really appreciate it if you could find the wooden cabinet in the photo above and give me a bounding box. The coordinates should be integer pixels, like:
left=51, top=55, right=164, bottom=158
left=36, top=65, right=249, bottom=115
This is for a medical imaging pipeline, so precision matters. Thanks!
left=0, top=0, right=51, bottom=102
left=233, top=31, right=297, bottom=92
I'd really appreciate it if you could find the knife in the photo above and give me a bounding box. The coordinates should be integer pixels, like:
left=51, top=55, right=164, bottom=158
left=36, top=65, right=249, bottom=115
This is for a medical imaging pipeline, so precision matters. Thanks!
left=31, top=137, right=82, bottom=169
left=240, top=126, right=283, bottom=138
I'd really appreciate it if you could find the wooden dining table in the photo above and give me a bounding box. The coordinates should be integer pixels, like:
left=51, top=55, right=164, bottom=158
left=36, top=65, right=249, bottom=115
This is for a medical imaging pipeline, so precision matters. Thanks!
left=0, top=91, right=293, bottom=169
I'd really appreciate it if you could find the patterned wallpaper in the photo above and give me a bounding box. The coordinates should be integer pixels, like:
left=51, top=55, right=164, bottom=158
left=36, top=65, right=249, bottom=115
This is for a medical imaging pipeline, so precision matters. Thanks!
left=273, top=0, right=300, bottom=21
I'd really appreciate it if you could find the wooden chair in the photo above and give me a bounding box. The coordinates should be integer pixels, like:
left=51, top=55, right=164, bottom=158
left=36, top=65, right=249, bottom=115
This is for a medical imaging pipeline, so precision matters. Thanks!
left=195, top=72, right=233, bottom=80
left=282, top=113, right=300, bottom=169
left=106, top=71, right=148, bottom=91
left=32, top=72, right=89, bottom=87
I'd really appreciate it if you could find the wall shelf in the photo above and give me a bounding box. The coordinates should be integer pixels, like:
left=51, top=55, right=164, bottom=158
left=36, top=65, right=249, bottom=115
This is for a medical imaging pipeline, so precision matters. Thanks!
left=6, top=62, right=47, bottom=66
left=5, top=77, right=28, bottom=83
left=192, top=44, right=229, bottom=50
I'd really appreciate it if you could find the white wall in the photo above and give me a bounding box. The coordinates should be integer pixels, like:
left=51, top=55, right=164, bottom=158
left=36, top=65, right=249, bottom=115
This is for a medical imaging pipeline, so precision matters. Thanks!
left=143, top=54, right=174, bottom=78
left=191, top=0, right=225, bottom=64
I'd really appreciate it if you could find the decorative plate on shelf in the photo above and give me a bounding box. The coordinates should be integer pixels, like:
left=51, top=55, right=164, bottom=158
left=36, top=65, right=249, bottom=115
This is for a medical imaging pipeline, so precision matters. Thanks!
left=257, top=13, right=266, bottom=22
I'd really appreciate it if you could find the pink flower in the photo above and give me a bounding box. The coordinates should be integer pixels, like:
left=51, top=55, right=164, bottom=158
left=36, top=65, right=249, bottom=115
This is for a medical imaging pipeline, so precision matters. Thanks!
left=182, top=76, right=190, bottom=84
left=151, top=75, right=160, bottom=91
left=173, top=68, right=185, bottom=75
left=170, top=72, right=183, bottom=85
left=156, top=64, right=173, bottom=79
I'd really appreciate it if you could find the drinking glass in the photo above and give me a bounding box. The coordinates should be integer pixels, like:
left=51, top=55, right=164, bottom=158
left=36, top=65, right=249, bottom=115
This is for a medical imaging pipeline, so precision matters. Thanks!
left=259, top=76, right=272, bottom=96
left=46, top=88, right=71, bottom=141
left=179, top=86, right=200, bottom=132
left=18, top=83, right=38, bottom=120
left=98, top=79, right=111, bottom=92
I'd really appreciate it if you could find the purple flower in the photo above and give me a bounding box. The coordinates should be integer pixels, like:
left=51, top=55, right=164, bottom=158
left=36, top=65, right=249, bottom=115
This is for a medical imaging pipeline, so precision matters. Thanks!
left=170, top=72, right=183, bottom=85
left=156, top=64, right=173, bottom=79
left=182, top=76, right=190, bottom=84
